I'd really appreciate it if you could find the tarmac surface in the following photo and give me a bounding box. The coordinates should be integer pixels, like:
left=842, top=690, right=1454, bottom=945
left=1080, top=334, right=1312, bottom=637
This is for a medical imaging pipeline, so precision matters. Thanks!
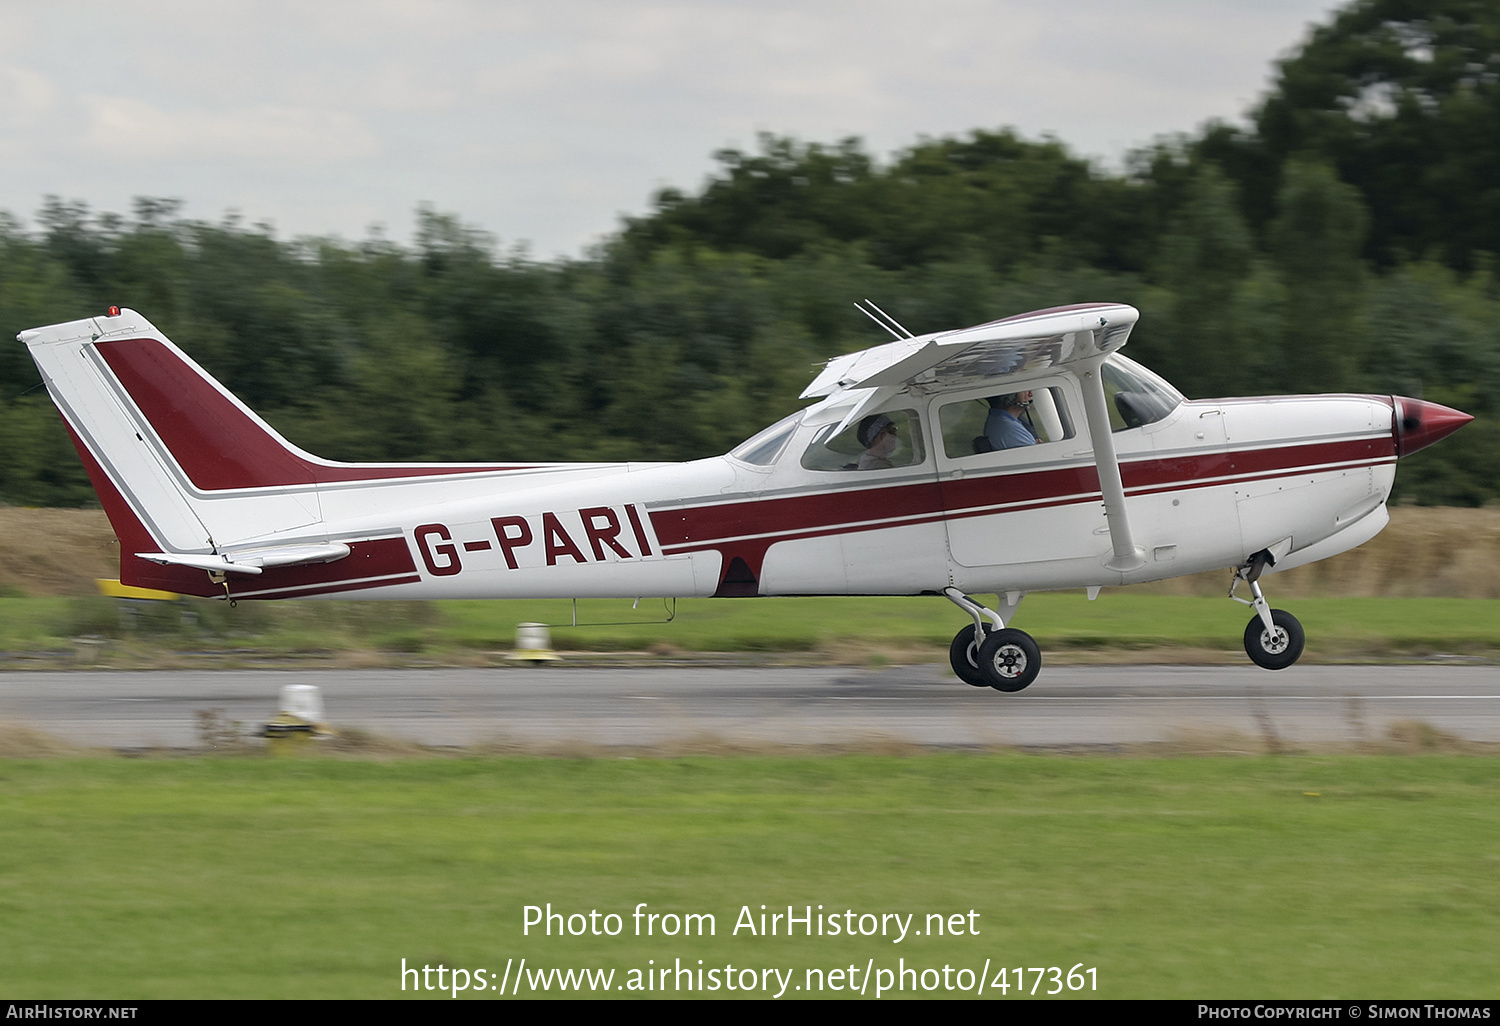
left=1, top=663, right=1497, bottom=750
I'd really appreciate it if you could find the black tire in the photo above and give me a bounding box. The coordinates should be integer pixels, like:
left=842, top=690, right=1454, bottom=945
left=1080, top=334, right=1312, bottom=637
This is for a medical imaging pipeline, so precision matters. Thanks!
left=977, top=628, right=1042, bottom=692
left=948, top=625, right=990, bottom=687
left=1244, top=609, right=1305, bottom=670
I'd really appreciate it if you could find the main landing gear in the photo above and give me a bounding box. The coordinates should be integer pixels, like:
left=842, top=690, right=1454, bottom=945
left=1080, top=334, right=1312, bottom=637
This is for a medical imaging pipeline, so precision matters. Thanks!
left=1231, top=550, right=1305, bottom=670
left=944, top=588, right=1040, bottom=692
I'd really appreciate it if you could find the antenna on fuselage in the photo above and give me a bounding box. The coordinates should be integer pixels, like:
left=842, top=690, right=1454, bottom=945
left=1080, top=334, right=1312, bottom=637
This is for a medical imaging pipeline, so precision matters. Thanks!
left=854, top=299, right=915, bottom=340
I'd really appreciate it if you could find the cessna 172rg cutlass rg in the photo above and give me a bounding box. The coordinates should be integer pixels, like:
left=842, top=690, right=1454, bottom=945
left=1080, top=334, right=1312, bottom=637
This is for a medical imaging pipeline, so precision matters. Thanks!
left=18, top=303, right=1471, bottom=692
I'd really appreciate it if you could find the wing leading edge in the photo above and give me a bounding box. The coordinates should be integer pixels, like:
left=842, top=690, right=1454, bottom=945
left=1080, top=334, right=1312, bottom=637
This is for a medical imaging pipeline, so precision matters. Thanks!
left=800, top=302, right=1139, bottom=433
left=802, top=302, right=1138, bottom=399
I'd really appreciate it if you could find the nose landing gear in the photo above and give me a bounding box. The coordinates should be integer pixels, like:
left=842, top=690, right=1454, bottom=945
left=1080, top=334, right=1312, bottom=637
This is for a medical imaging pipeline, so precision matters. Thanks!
left=944, top=588, right=1041, bottom=691
left=1231, top=550, right=1305, bottom=670
left=1243, top=608, right=1305, bottom=670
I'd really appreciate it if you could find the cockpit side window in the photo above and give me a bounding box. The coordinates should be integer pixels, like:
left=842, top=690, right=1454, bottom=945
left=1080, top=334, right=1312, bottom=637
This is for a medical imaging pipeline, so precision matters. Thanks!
left=800, top=408, right=925, bottom=472
left=1101, top=355, right=1183, bottom=431
left=939, top=385, right=1074, bottom=458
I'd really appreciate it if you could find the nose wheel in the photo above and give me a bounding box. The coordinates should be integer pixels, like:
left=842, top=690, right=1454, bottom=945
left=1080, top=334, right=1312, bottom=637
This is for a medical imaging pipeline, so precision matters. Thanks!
left=1243, top=608, right=1304, bottom=670
left=1231, top=550, right=1306, bottom=671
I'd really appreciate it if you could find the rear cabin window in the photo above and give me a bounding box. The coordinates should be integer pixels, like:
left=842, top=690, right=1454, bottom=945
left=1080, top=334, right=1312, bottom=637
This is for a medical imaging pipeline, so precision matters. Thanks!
left=939, top=385, right=1075, bottom=459
left=729, top=411, right=803, bottom=466
left=800, top=409, right=925, bottom=472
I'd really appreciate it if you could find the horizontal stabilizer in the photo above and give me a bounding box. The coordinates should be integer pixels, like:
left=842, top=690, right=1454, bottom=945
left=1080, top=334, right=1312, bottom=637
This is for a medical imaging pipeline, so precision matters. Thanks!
left=136, top=552, right=264, bottom=576
left=136, top=542, right=351, bottom=577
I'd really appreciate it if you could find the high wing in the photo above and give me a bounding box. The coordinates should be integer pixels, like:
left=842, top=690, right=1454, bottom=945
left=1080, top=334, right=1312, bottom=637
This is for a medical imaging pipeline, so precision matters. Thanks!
left=801, top=301, right=1148, bottom=572
left=800, top=302, right=1139, bottom=438
left=801, top=302, right=1138, bottom=399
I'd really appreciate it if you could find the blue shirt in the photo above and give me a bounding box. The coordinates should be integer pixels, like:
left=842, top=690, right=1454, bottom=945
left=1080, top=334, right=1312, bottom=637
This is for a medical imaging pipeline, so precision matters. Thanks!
left=984, top=408, right=1036, bottom=450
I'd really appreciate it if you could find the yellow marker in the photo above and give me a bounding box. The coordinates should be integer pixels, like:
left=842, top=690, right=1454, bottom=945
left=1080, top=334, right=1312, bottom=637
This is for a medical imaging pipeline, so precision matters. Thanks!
left=95, top=578, right=182, bottom=601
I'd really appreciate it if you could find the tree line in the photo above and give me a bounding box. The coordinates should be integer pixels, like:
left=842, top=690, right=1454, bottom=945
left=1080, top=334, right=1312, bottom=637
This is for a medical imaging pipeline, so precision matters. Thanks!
left=1, top=0, right=1496, bottom=507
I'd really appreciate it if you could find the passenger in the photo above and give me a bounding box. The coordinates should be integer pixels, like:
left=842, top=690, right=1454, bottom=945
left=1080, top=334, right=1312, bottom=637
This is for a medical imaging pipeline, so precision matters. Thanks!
left=983, top=392, right=1037, bottom=450
left=857, top=414, right=900, bottom=470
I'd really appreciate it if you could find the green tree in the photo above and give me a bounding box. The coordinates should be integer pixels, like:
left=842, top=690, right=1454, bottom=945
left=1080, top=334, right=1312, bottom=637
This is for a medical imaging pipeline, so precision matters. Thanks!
left=1236, top=0, right=1500, bottom=268
left=1145, top=165, right=1258, bottom=396
left=0, top=397, right=96, bottom=506
left=1268, top=161, right=1370, bottom=392
left=620, top=130, right=1151, bottom=275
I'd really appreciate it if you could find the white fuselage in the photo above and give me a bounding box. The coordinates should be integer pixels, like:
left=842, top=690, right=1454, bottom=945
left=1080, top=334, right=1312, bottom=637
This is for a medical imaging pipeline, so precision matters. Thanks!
left=286, top=382, right=1396, bottom=603
left=19, top=309, right=1400, bottom=604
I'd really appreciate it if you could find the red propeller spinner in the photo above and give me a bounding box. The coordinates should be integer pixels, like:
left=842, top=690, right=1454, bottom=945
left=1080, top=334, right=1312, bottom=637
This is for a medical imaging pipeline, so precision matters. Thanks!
left=1392, top=396, right=1474, bottom=457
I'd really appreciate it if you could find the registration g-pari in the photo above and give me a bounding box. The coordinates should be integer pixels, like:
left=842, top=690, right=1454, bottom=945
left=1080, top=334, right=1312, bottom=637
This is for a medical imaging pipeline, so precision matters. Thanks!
left=19, top=302, right=1471, bottom=692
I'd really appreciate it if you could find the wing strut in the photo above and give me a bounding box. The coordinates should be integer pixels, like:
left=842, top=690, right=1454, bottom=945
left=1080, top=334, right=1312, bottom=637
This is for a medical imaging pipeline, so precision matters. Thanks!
left=1077, top=358, right=1146, bottom=572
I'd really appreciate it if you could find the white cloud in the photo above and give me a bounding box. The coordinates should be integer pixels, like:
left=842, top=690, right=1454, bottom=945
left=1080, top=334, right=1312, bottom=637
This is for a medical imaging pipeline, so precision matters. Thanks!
left=0, top=66, right=60, bottom=128
left=0, top=0, right=1347, bottom=253
left=80, top=96, right=380, bottom=164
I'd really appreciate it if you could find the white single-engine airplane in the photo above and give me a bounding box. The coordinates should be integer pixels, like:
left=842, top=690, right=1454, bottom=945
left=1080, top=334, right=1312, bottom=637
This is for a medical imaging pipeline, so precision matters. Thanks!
left=19, top=302, right=1472, bottom=691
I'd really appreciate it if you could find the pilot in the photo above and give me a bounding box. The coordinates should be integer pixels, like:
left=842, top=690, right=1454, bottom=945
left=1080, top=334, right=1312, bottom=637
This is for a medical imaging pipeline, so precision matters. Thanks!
left=857, top=414, right=900, bottom=470
left=983, top=392, right=1037, bottom=450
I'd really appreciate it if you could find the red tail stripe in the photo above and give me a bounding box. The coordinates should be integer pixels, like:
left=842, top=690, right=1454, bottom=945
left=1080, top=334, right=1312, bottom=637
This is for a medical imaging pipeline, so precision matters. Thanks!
left=96, top=337, right=534, bottom=489
left=62, top=417, right=219, bottom=595
left=64, top=416, right=420, bottom=597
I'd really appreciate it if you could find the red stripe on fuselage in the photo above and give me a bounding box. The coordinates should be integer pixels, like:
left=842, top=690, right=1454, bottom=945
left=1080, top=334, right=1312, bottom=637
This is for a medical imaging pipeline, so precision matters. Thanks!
left=235, top=575, right=424, bottom=600
left=224, top=537, right=419, bottom=601
left=1123, top=435, right=1394, bottom=491
left=653, top=436, right=1396, bottom=558
left=96, top=337, right=536, bottom=490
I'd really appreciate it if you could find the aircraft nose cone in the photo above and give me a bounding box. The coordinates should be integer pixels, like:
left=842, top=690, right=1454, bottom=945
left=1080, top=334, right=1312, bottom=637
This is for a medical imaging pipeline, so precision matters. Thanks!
left=1393, top=396, right=1474, bottom=457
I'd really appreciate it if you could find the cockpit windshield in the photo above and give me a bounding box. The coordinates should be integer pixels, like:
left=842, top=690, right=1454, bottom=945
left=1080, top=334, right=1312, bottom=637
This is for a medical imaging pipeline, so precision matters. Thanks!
left=1102, top=354, right=1183, bottom=430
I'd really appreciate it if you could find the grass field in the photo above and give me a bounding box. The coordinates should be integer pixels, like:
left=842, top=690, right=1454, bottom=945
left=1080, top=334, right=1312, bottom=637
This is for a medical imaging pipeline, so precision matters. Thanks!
left=1, top=592, right=1496, bottom=667
left=2, top=509, right=1495, bottom=1001
left=6, top=505, right=1498, bottom=601
left=1, top=753, right=1497, bottom=999
left=2, top=505, right=1497, bottom=667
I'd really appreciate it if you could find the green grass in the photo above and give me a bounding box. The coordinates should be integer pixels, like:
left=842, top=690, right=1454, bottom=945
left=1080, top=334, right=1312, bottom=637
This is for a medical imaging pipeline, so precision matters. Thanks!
left=1, top=754, right=1498, bottom=998
left=1, top=593, right=1495, bottom=664
left=443, top=593, right=1500, bottom=657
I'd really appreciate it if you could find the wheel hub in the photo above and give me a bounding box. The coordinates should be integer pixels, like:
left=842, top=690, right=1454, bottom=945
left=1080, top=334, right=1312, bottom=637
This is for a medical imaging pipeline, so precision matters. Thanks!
left=992, top=645, right=1027, bottom=678
left=1260, top=627, right=1289, bottom=654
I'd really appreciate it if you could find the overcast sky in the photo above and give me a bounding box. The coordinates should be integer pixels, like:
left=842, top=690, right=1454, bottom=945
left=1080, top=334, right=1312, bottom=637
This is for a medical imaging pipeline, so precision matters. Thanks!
left=0, top=0, right=1346, bottom=258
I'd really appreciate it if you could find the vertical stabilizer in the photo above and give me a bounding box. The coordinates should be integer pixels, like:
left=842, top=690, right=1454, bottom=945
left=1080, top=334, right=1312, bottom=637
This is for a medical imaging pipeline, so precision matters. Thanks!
left=22, top=312, right=218, bottom=547
left=18, top=309, right=326, bottom=592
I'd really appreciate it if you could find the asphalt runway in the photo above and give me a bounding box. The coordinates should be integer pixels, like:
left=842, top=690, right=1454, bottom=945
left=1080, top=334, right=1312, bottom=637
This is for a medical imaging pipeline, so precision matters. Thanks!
left=1, top=663, right=1497, bottom=750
